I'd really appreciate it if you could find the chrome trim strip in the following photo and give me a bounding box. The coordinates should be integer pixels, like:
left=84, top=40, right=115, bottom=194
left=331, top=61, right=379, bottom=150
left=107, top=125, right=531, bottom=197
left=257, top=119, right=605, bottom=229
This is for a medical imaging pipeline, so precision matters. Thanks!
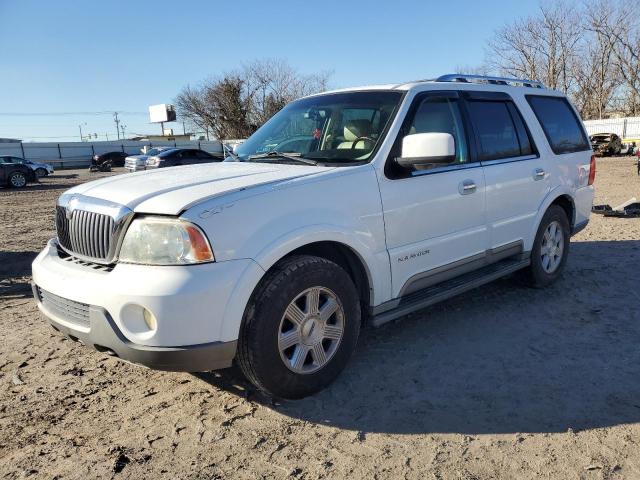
left=409, top=161, right=482, bottom=177
left=480, top=155, right=538, bottom=167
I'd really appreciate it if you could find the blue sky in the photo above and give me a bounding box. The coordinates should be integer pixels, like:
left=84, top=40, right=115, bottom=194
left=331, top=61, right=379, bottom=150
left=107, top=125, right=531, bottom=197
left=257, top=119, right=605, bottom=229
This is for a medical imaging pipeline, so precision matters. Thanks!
left=0, top=0, right=540, bottom=142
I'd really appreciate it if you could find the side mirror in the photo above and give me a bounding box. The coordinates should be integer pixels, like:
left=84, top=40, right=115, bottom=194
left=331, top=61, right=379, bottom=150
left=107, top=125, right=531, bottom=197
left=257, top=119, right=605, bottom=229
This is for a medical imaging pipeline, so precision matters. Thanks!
left=397, top=132, right=455, bottom=167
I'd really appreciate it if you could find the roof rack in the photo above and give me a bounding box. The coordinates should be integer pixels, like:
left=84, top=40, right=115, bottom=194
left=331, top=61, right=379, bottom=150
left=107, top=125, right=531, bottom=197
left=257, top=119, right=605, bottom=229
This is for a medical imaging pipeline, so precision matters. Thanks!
left=435, top=74, right=545, bottom=89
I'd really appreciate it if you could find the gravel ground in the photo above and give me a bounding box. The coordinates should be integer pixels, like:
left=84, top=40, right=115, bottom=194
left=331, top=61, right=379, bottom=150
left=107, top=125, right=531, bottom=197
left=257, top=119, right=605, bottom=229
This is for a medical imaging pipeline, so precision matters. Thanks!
left=1, top=158, right=639, bottom=479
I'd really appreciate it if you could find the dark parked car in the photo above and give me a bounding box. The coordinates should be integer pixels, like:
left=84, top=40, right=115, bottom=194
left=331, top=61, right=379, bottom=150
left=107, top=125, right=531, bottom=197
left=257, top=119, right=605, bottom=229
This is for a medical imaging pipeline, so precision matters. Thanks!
left=0, top=157, right=36, bottom=188
left=145, top=148, right=223, bottom=169
left=0, top=155, right=54, bottom=177
left=590, top=133, right=622, bottom=156
left=93, top=151, right=128, bottom=167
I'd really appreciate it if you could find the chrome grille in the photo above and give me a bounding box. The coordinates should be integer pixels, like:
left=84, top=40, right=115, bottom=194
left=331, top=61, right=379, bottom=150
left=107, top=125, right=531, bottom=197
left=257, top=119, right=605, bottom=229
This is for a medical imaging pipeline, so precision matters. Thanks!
left=56, top=206, right=114, bottom=260
left=38, top=287, right=90, bottom=328
left=55, top=194, right=133, bottom=264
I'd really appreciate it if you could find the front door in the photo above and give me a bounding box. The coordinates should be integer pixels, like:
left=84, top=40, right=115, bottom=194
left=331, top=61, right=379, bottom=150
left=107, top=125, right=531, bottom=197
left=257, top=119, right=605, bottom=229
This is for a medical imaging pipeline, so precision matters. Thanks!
left=377, top=91, right=488, bottom=299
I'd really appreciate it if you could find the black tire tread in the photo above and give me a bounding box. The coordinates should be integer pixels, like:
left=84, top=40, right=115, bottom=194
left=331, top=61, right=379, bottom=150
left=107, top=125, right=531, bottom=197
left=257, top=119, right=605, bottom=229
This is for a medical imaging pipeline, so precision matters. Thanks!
left=237, top=254, right=359, bottom=398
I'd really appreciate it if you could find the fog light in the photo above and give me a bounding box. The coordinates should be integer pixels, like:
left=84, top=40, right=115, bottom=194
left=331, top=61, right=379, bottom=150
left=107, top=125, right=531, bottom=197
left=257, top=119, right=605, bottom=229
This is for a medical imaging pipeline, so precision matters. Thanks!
left=143, top=308, right=157, bottom=331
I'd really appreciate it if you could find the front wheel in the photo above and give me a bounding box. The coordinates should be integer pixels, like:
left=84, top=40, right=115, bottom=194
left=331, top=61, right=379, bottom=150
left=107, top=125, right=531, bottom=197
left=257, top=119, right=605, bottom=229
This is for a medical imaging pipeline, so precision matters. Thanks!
left=237, top=255, right=361, bottom=399
left=8, top=171, right=27, bottom=188
left=35, top=168, right=47, bottom=178
left=522, top=205, right=570, bottom=288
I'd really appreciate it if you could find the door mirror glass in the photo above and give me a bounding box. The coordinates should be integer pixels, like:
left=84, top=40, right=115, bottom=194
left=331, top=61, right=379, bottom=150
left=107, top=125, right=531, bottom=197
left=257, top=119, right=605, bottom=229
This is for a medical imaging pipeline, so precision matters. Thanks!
left=397, top=132, right=455, bottom=167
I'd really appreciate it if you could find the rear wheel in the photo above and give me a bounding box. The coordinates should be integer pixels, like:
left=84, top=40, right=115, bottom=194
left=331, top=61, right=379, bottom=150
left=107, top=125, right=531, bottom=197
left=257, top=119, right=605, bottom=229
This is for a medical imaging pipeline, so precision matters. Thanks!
left=238, top=255, right=361, bottom=399
left=522, top=205, right=570, bottom=287
left=8, top=171, right=27, bottom=188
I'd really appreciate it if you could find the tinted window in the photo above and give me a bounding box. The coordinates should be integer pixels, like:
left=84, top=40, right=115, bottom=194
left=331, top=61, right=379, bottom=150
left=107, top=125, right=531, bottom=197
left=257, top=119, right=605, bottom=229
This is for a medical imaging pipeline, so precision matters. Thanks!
left=526, top=96, right=590, bottom=154
left=405, top=96, right=468, bottom=169
left=466, top=101, right=523, bottom=161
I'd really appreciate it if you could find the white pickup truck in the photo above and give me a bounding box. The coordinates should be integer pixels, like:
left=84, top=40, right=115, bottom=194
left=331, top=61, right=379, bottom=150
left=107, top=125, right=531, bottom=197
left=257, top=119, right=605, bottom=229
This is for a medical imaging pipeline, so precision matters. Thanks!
left=32, top=74, right=595, bottom=399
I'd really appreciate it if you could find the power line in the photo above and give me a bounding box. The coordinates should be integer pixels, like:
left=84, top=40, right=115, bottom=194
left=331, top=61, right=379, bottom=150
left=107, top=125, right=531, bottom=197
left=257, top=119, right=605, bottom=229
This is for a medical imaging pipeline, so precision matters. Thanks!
left=0, top=111, right=147, bottom=116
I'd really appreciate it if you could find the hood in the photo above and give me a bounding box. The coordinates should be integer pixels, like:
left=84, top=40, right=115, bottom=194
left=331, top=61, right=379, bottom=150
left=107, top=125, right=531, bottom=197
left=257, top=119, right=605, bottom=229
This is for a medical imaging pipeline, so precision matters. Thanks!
left=126, top=154, right=148, bottom=160
left=65, top=162, right=335, bottom=215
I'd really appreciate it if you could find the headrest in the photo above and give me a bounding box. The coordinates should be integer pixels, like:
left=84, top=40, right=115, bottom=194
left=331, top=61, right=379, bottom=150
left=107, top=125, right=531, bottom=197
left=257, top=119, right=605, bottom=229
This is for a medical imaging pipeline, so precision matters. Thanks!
left=343, top=120, right=371, bottom=142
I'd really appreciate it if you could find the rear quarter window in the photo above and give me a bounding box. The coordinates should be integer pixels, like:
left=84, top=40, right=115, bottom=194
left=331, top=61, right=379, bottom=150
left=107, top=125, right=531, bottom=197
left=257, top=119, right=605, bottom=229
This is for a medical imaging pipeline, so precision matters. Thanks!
left=526, top=95, right=590, bottom=154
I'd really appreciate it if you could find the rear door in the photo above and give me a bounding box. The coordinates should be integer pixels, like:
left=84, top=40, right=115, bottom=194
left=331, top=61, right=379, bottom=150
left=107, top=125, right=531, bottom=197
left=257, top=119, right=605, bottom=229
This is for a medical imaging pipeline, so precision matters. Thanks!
left=464, top=92, right=548, bottom=254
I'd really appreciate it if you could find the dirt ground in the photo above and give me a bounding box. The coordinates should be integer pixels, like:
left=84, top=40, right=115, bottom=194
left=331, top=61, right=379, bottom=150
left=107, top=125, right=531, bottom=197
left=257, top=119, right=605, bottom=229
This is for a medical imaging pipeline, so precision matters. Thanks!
left=1, top=158, right=639, bottom=480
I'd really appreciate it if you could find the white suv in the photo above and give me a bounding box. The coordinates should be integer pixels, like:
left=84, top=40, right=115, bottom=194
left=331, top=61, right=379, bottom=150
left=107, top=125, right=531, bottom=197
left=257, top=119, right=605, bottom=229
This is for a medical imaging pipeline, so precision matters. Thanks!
left=32, top=75, right=595, bottom=399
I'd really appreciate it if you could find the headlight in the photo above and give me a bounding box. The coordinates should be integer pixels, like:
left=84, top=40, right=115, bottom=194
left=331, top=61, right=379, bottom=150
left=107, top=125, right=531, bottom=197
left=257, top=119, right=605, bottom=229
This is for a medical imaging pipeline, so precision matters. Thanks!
left=118, top=217, right=214, bottom=265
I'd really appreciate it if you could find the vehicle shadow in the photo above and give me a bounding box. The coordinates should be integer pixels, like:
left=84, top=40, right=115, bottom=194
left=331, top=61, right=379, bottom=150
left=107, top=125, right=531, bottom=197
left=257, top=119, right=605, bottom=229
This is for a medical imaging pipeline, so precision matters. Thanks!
left=0, top=251, right=37, bottom=298
left=0, top=182, right=73, bottom=192
left=196, top=240, right=640, bottom=434
left=48, top=173, right=79, bottom=180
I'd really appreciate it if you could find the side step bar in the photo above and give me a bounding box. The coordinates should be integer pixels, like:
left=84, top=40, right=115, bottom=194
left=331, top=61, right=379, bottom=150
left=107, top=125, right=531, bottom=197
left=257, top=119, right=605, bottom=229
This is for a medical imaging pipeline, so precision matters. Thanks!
left=371, top=257, right=531, bottom=327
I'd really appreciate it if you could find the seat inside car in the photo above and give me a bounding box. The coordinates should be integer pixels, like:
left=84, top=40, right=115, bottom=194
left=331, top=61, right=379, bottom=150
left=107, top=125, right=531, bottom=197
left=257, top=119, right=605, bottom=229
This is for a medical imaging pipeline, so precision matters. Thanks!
left=337, top=120, right=374, bottom=150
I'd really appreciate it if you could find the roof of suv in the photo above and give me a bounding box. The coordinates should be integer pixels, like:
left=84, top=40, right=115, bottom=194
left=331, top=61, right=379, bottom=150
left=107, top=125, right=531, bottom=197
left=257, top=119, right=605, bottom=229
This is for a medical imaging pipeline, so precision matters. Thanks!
left=306, top=74, right=564, bottom=98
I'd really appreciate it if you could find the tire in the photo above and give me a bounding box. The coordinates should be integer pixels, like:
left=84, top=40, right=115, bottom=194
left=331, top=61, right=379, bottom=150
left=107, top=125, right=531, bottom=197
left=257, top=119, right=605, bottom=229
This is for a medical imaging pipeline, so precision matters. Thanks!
left=35, top=168, right=47, bottom=178
left=521, top=205, right=570, bottom=288
left=237, top=255, right=361, bottom=399
left=8, top=171, right=27, bottom=188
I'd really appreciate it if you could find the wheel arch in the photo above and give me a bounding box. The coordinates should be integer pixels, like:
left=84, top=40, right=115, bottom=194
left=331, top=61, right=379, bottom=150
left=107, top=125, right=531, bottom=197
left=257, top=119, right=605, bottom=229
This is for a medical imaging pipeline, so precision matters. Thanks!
left=550, top=194, right=576, bottom=231
left=527, top=189, right=576, bottom=251
left=282, top=241, right=373, bottom=317
left=219, top=237, right=378, bottom=342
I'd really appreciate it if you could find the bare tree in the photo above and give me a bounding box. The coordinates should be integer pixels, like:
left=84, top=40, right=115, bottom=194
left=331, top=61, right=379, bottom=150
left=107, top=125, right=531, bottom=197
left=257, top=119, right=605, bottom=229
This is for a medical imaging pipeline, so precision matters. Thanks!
left=243, top=59, right=331, bottom=126
left=571, top=17, right=620, bottom=119
left=586, top=0, right=640, bottom=115
left=487, top=2, right=582, bottom=91
left=175, top=59, right=331, bottom=140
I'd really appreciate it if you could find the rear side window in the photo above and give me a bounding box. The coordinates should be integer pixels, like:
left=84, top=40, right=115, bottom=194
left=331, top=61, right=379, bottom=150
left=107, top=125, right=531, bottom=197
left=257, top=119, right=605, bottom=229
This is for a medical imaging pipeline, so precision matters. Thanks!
left=526, top=96, right=590, bottom=154
left=466, top=100, right=534, bottom=161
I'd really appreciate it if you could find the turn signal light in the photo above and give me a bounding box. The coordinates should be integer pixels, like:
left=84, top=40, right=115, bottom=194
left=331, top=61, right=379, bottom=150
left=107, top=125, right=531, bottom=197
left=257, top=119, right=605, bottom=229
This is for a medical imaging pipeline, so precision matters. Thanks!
left=186, top=225, right=214, bottom=262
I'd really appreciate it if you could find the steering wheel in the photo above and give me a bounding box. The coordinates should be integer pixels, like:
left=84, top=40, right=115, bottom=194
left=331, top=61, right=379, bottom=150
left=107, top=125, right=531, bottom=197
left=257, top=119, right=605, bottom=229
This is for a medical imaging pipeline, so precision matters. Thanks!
left=351, top=136, right=374, bottom=149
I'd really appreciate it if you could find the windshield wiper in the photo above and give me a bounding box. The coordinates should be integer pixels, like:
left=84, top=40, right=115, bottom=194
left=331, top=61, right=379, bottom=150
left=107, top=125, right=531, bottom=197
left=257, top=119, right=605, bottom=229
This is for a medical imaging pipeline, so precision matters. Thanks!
left=247, top=151, right=318, bottom=166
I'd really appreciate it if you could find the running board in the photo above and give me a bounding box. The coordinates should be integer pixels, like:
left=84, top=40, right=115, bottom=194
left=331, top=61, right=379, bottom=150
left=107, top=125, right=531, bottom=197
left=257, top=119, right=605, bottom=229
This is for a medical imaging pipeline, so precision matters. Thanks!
left=371, top=257, right=530, bottom=327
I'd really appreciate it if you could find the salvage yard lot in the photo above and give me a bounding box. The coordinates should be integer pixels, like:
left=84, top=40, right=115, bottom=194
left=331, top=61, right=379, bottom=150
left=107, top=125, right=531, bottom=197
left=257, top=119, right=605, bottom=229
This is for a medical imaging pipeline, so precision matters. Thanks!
left=1, top=159, right=640, bottom=479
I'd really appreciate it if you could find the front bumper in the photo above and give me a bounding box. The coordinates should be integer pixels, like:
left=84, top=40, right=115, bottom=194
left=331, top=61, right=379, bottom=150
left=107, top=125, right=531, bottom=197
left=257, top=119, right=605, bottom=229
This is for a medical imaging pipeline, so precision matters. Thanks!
left=32, top=240, right=262, bottom=371
left=125, top=164, right=146, bottom=172
left=33, top=284, right=236, bottom=371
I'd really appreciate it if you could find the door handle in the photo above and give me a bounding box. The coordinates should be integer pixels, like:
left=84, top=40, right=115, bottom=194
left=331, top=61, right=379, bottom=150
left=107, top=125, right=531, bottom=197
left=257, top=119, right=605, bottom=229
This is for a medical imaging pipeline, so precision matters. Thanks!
left=459, top=179, right=477, bottom=195
left=533, top=168, right=546, bottom=180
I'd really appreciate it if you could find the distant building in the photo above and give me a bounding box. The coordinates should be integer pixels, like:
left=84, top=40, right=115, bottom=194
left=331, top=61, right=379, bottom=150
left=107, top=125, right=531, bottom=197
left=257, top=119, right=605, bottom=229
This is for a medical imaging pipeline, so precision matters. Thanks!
left=0, top=138, right=21, bottom=143
left=128, top=134, right=193, bottom=142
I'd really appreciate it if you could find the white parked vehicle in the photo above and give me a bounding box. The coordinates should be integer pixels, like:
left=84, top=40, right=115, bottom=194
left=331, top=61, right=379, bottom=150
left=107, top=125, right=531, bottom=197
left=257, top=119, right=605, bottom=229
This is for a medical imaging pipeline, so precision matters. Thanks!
left=124, top=147, right=174, bottom=172
left=32, top=75, right=595, bottom=398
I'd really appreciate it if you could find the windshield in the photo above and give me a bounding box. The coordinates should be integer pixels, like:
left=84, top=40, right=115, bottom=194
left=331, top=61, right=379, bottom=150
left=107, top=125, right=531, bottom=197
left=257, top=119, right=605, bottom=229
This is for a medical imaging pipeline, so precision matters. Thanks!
left=232, top=91, right=403, bottom=164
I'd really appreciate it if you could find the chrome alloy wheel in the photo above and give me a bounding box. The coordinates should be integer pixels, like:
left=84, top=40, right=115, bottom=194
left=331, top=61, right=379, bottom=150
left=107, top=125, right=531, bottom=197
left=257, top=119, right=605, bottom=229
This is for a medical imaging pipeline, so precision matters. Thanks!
left=10, top=172, right=26, bottom=187
left=278, top=286, right=345, bottom=374
left=540, top=220, right=564, bottom=273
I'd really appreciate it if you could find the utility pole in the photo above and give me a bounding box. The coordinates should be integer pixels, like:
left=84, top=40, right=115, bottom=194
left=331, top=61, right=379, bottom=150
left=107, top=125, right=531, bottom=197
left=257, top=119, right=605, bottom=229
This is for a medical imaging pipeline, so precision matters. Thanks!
left=120, top=124, right=126, bottom=139
left=78, top=122, right=86, bottom=141
left=114, top=112, right=121, bottom=140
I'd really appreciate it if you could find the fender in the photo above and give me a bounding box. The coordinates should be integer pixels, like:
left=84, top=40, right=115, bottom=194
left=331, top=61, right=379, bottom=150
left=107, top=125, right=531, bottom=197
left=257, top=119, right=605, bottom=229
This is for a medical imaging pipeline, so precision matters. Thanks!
left=526, top=185, right=575, bottom=251
left=217, top=225, right=391, bottom=341
left=253, top=224, right=390, bottom=306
